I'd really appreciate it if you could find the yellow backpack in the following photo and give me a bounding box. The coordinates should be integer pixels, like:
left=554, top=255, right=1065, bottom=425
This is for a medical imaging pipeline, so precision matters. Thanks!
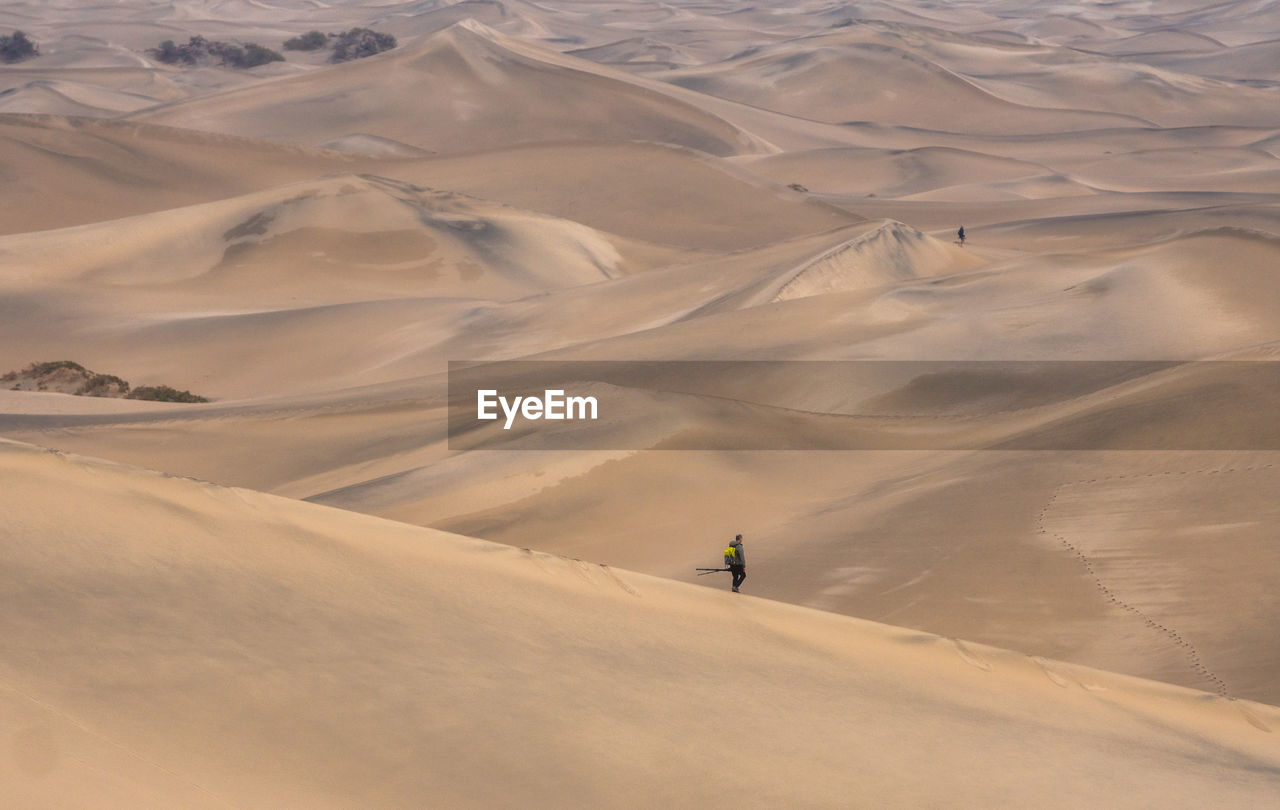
left=724, top=545, right=737, bottom=567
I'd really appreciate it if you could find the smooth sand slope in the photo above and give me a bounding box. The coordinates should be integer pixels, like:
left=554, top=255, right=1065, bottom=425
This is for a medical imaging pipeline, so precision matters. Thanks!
left=662, top=28, right=1159, bottom=134
left=387, top=141, right=860, bottom=251
left=0, top=115, right=371, bottom=235
left=5, top=202, right=1280, bottom=700
left=7, top=222, right=1280, bottom=707
left=3, top=438, right=1279, bottom=809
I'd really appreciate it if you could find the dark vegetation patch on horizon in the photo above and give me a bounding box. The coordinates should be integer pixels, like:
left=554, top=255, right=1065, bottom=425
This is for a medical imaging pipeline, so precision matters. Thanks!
left=150, top=36, right=283, bottom=69
left=284, top=28, right=397, bottom=62
left=0, top=30, right=38, bottom=63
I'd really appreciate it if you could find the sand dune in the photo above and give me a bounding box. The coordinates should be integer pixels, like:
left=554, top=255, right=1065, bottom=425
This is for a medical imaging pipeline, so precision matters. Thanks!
left=3, top=2, right=1280, bottom=803
left=959, top=60, right=1280, bottom=128
left=389, top=141, right=859, bottom=250
left=1013, top=14, right=1114, bottom=45
left=1079, top=29, right=1227, bottom=56
left=568, top=36, right=700, bottom=70
left=320, top=133, right=433, bottom=157
left=0, top=172, right=689, bottom=398
left=0, top=66, right=188, bottom=107
left=0, top=115, right=852, bottom=247
left=1156, top=0, right=1280, bottom=47
left=0, top=173, right=655, bottom=295
left=0, top=79, right=164, bottom=116
left=368, top=0, right=518, bottom=39
left=1138, top=38, right=1280, bottom=82
left=1252, top=131, right=1280, bottom=156
left=3, top=438, right=1279, bottom=808
left=738, top=145, right=1077, bottom=199
left=663, top=21, right=1280, bottom=133
left=769, top=220, right=980, bottom=302
left=838, top=18, right=1276, bottom=127
left=662, top=26, right=1153, bottom=133
left=1045, top=146, right=1280, bottom=193
left=0, top=115, right=370, bottom=235
left=132, top=20, right=767, bottom=155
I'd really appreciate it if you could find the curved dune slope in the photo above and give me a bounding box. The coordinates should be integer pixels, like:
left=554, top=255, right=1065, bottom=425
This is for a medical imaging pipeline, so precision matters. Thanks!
left=0, top=173, right=646, bottom=302
left=131, top=20, right=763, bottom=156
left=393, top=141, right=860, bottom=250
left=769, top=220, right=982, bottom=301
left=0, top=115, right=370, bottom=235
left=662, top=31, right=1148, bottom=134
left=2, top=437, right=1278, bottom=809
left=0, top=80, right=162, bottom=116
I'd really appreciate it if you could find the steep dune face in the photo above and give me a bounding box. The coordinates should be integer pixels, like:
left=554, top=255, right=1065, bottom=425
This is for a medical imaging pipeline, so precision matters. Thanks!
left=131, top=20, right=763, bottom=155
left=769, top=220, right=980, bottom=302
left=2, top=438, right=1278, bottom=809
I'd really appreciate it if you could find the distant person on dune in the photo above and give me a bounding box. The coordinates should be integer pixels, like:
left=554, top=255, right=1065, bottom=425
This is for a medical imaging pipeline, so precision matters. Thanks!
left=725, top=534, right=747, bottom=592
left=957, top=225, right=966, bottom=246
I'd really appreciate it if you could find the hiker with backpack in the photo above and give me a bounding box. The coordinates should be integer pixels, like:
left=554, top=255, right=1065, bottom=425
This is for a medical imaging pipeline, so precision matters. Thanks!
left=725, top=534, right=746, bottom=592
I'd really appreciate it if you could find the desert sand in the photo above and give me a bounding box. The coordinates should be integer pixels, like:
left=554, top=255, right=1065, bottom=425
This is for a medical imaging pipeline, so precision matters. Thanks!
left=2, top=0, right=1279, bottom=805
left=4, top=438, right=1280, bottom=808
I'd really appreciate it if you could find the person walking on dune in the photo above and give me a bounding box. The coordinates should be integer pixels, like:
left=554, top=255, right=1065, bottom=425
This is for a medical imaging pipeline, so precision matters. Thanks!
left=957, top=225, right=966, bottom=246
left=725, top=534, right=747, bottom=592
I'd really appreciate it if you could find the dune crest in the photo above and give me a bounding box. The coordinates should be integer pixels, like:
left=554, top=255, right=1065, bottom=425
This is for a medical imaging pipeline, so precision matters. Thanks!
left=770, top=220, right=980, bottom=302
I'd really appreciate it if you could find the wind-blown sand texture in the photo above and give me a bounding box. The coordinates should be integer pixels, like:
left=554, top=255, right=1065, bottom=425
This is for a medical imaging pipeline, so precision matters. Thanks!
left=2, top=0, right=1280, bottom=804
left=3, top=439, right=1279, bottom=808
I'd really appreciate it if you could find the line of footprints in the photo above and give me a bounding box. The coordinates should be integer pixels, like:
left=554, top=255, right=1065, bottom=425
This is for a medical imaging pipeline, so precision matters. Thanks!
left=1036, top=463, right=1274, bottom=699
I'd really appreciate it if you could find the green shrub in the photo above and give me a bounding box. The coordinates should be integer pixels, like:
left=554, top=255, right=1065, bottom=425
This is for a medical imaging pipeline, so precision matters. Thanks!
left=14, top=360, right=87, bottom=378
left=3, top=361, right=209, bottom=402
left=77, top=374, right=130, bottom=397
left=127, top=385, right=209, bottom=403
